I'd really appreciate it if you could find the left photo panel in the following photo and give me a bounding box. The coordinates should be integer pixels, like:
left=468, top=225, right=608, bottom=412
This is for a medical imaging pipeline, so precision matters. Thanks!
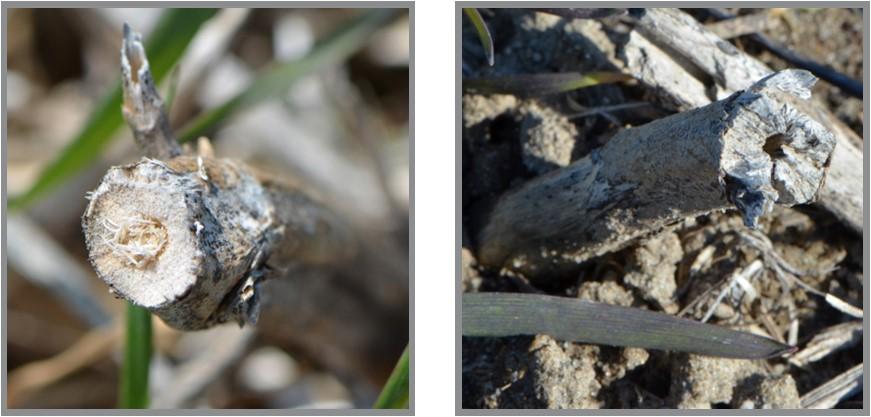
left=4, top=5, right=410, bottom=411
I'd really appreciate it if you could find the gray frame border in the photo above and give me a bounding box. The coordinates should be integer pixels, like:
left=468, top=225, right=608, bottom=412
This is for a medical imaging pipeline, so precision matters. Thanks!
left=1, top=1, right=414, bottom=416
left=455, top=2, right=868, bottom=414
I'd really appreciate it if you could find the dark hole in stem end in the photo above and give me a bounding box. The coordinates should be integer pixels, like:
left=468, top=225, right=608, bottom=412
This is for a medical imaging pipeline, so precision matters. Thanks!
left=763, top=133, right=788, bottom=159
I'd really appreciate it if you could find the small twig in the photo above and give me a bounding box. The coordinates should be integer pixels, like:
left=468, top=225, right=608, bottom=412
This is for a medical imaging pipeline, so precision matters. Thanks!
left=169, top=9, right=250, bottom=123
left=566, top=101, right=651, bottom=120
left=800, top=363, right=862, bottom=409
left=7, top=215, right=111, bottom=328
left=163, top=64, right=181, bottom=115
left=740, top=230, right=863, bottom=319
left=675, top=246, right=716, bottom=301
left=705, top=8, right=862, bottom=98
left=463, top=72, right=631, bottom=97
left=704, top=10, right=781, bottom=39
left=533, top=8, right=627, bottom=20
left=499, top=268, right=545, bottom=294
left=757, top=303, right=785, bottom=344
left=822, top=294, right=864, bottom=319
left=324, top=79, right=405, bottom=222
left=121, top=23, right=181, bottom=160
left=700, top=260, right=762, bottom=323
left=784, top=300, right=797, bottom=347
left=151, top=326, right=255, bottom=408
left=678, top=278, right=725, bottom=318
left=8, top=323, right=121, bottom=407
left=789, top=321, right=862, bottom=367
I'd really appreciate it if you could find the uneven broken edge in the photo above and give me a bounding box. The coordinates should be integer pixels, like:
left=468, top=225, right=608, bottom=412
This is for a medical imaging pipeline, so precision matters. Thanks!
left=85, top=24, right=357, bottom=330
left=83, top=156, right=355, bottom=330
left=120, top=23, right=181, bottom=160
left=623, top=8, right=862, bottom=233
left=81, top=22, right=407, bottom=393
left=478, top=70, right=835, bottom=279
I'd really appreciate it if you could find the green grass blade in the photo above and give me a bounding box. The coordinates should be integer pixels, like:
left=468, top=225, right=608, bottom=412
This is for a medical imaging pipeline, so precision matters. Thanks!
left=373, top=345, right=409, bottom=409
left=463, top=8, right=494, bottom=66
left=164, top=64, right=182, bottom=114
left=9, top=8, right=217, bottom=211
left=178, top=9, right=398, bottom=144
left=463, top=72, right=632, bottom=97
left=119, top=303, right=152, bottom=408
left=463, top=292, right=795, bottom=359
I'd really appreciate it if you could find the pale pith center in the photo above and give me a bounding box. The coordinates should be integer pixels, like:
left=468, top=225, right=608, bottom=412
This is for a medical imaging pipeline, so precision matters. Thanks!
left=101, top=213, right=169, bottom=268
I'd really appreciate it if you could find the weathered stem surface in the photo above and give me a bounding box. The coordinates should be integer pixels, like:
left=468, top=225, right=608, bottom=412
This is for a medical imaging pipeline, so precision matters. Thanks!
left=478, top=70, right=835, bottom=278
left=120, top=23, right=181, bottom=160
left=83, top=156, right=356, bottom=329
left=622, top=8, right=863, bottom=233
left=84, top=25, right=407, bottom=386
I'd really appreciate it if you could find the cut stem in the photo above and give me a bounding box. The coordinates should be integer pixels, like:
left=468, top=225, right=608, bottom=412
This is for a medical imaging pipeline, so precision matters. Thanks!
left=623, top=8, right=862, bottom=232
left=88, top=20, right=406, bottom=390
left=478, top=70, right=835, bottom=279
left=84, top=157, right=357, bottom=330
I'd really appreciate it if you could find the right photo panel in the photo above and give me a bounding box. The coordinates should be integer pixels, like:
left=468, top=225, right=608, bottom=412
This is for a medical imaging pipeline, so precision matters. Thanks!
left=459, top=6, right=865, bottom=410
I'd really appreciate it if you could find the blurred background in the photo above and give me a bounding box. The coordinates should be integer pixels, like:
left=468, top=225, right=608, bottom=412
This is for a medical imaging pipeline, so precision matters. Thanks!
left=5, top=7, right=409, bottom=409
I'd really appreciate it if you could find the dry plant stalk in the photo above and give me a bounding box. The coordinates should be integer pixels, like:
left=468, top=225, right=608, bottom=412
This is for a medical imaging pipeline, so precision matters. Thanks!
left=83, top=156, right=355, bottom=330
left=8, top=324, right=122, bottom=406
left=83, top=24, right=355, bottom=330
left=478, top=70, right=835, bottom=279
left=120, top=23, right=181, bottom=160
left=800, top=363, right=863, bottom=409
left=622, top=8, right=863, bottom=232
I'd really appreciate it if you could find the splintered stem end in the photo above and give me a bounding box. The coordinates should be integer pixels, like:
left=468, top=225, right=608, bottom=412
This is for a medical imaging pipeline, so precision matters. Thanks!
left=120, top=23, right=181, bottom=160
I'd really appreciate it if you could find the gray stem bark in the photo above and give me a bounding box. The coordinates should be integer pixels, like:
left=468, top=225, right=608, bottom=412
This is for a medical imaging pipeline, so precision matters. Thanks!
left=478, top=70, right=835, bottom=279
left=622, top=8, right=862, bottom=233
left=83, top=24, right=406, bottom=387
left=120, top=23, right=181, bottom=160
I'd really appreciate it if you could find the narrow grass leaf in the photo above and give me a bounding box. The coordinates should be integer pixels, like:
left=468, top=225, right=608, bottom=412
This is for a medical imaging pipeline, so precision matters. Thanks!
left=9, top=9, right=217, bottom=211
left=164, top=64, right=182, bottom=114
left=463, top=72, right=632, bottom=97
left=463, top=8, right=494, bottom=66
left=373, top=345, right=409, bottom=409
left=119, top=303, right=152, bottom=408
left=463, top=292, right=795, bottom=359
left=178, top=9, right=398, bottom=144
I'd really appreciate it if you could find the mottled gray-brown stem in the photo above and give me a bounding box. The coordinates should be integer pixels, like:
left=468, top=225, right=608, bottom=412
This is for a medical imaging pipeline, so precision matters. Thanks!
left=478, top=70, right=835, bottom=280
left=83, top=156, right=357, bottom=329
left=83, top=26, right=407, bottom=385
left=120, top=23, right=181, bottom=160
left=625, top=8, right=863, bottom=233
left=85, top=24, right=358, bottom=330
